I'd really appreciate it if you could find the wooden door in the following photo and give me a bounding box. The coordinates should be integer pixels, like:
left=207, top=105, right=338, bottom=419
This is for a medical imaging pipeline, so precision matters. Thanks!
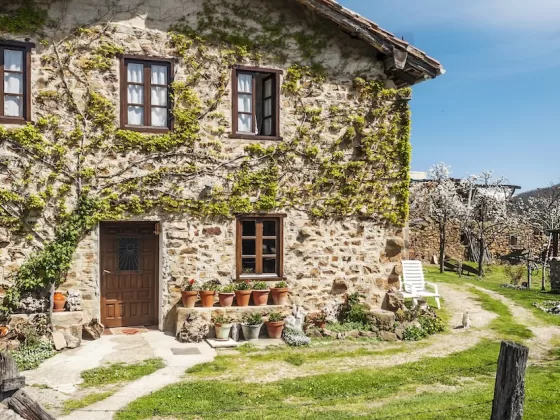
left=100, top=222, right=158, bottom=328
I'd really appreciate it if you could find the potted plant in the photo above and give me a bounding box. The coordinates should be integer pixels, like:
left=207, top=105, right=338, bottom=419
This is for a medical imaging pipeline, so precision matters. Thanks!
left=311, top=310, right=327, bottom=329
left=265, top=311, right=285, bottom=339
left=213, top=314, right=233, bottom=341
left=53, top=291, right=67, bottom=312
left=270, top=280, right=289, bottom=305
left=241, top=313, right=263, bottom=341
left=200, top=281, right=218, bottom=308
left=219, top=284, right=235, bottom=307
left=252, top=282, right=270, bottom=306
left=181, top=279, right=198, bottom=308
left=234, top=280, right=252, bottom=307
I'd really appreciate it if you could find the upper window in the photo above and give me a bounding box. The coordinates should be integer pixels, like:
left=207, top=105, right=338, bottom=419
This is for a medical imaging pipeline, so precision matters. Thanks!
left=0, top=43, right=31, bottom=123
left=231, top=66, right=281, bottom=140
left=236, top=215, right=284, bottom=279
left=121, top=57, right=172, bottom=131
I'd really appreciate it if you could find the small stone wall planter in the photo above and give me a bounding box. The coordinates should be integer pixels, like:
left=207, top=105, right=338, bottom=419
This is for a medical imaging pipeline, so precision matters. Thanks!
left=219, top=293, right=235, bottom=307
left=271, top=287, right=288, bottom=305
left=235, top=290, right=252, bottom=307
left=241, top=323, right=262, bottom=341
left=252, top=290, right=270, bottom=306
left=53, top=292, right=66, bottom=312
left=265, top=321, right=284, bottom=338
left=200, top=291, right=216, bottom=308
left=181, top=291, right=198, bottom=308
left=214, top=323, right=233, bottom=340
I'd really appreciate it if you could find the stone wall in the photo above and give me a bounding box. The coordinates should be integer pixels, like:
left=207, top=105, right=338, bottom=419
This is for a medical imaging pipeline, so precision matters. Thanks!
left=551, top=258, right=560, bottom=294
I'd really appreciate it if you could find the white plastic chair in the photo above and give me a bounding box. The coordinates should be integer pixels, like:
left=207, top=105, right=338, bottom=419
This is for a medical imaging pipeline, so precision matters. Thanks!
left=399, top=260, right=441, bottom=309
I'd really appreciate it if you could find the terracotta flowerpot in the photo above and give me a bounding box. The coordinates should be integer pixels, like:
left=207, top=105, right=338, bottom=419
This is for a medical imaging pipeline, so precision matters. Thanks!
left=252, top=290, right=270, bottom=306
left=53, top=292, right=66, bottom=312
left=314, top=320, right=326, bottom=329
left=235, top=290, right=252, bottom=307
left=270, top=287, right=288, bottom=305
left=181, top=291, right=198, bottom=308
left=265, top=321, right=285, bottom=339
left=214, top=323, right=233, bottom=341
left=219, top=293, right=235, bottom=307
left=241, top=323, right=262, bottom=341
left=200, top=291, right=216, bottom=308
left=0, top=326, right=8, bottom=338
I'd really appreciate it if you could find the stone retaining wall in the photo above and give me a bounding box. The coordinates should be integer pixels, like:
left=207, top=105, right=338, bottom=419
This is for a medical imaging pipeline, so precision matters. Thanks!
left=550, top=258, right=560, bottom=294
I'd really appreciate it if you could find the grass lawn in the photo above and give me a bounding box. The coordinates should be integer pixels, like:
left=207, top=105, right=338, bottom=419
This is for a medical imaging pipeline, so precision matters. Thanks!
left=115, top=282, right=560, bottom=420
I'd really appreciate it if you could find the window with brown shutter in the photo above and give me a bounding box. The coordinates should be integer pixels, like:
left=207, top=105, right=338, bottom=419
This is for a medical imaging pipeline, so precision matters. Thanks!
left=231, top=66, right=282, bottom=141
left=236, top=215, right=284, bottom=280
left=0, top=41, right=33, bottom=124
left=120, top=56, right=173, bottom=132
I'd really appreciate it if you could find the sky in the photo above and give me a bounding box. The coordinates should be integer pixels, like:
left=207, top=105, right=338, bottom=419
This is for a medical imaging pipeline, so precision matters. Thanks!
left=338, top=0, right=560, bottom=192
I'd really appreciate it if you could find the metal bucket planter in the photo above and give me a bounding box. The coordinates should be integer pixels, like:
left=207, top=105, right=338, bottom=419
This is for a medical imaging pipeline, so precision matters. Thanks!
left=241, top=323, right=262, bottom=341
left=214, top=323, right=233, bottom=340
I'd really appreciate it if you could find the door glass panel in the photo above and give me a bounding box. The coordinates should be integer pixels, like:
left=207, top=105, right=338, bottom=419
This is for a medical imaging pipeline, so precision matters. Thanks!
left=263, top=257, right=276, bottom=274
left=262, top=239, right=276, bottom=254
left=242, top=239, right=256, bottom=256
left=263, top=221, right=276, bottom=236
left=118, top=237, right=140, bottom=271
left=242, top=258, right=256, bottom=273
left=242, top=220, right=256, bottom=236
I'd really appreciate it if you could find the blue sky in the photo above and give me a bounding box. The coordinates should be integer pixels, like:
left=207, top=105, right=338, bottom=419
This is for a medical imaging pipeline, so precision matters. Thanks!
left=338, top=0, right=560, bottom=192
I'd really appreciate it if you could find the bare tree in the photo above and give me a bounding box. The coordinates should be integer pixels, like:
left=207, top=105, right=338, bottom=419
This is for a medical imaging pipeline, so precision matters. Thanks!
left=411, top=163, right=465, bottom=273
left=462, top=171, right=516, bottom=277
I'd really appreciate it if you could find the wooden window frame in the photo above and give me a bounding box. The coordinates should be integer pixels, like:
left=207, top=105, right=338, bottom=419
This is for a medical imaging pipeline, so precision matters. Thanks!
left=230, top=65, right=282, bottom=141
left=120, top=55, right=174, bottom=133
left=0, top=40, right=34, bottom=124
left=236, top=214, right=285, bottom=281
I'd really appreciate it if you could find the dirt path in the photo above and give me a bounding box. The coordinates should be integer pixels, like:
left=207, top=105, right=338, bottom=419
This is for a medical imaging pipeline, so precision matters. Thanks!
left=475, top=286, right=560, bottom=360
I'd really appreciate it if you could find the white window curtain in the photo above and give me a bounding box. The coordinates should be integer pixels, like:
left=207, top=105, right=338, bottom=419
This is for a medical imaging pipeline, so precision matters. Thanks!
left=151, top=65, right=167, bottom=85
left=4, top=96, right=22, bottom=117
left=238, top=74, right=252, bottom=93
left=127, top=106, right=144, bottom=125
left=4, top=50, right=23, bottom=71
left=127, top=85, right=144, bottom=104
left=4, top=50, right=24, bottom=117
left=127, top=63, right=143, bottom=83
left=151, top=108, right=167, bottom=127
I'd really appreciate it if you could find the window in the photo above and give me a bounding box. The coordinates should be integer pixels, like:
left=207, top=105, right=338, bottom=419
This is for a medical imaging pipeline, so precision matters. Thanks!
left=236, top=215, right=284, bottom=279
left=118, top=237, right=140, bottom=271
left=509, top=235, right=518, bottom=247
left=120, top=56, right=172, bottom=131
left=0, top=42, right=32, bottom=123
left=231, top=66, right=281, bottom=140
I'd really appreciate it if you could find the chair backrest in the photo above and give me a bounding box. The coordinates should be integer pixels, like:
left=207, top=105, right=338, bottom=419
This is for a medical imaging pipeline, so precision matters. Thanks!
left=401, top=260, right=426, bottom=290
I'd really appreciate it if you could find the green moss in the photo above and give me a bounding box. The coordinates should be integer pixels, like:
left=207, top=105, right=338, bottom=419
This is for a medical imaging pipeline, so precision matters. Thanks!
left=0, top=1, right=47, bottom=34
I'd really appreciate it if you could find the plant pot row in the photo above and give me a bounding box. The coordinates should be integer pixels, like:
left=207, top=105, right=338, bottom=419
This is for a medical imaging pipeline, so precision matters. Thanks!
left=181, top=288, right=289, bottom=308
left=214, top=320, right=285, bottom=341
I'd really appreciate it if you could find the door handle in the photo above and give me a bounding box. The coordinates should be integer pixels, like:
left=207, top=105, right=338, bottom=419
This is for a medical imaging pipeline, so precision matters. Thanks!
left=103, top=270, right=111, bottom=274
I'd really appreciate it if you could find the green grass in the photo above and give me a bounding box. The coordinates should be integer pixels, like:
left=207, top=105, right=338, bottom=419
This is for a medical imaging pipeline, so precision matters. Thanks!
left=62, top=391, right=114, bottom=415
left=80, top=358, right=165, bottom=388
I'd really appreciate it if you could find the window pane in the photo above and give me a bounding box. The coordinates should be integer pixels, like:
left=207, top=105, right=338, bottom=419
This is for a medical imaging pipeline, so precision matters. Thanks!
left=127, top=106, right=144, bottom=125
left=263, top=221, right=276, bottom=236
left=242, top=258, right=256, bottom=274
left=262, top=239, right=276, bottom=255
left=127, top=63, right=144, bottom=83
left=242, top=221, right=256, bottom=236
left=263, top=118, right=272, bottom=136
left=238, top=73, right=252, bottom=93
left=151, top=86, right=167, bottom=106
left=127, top=85, right=144, bottom=104
left=264, top=98, right=272, bottom=117
left=238, top=114, right=252, bottom=133
left=242, top=239, right=256, bottom=256
left=151, top=65, right=167, bottom=85
left=4, top=96, right=22, bottom=117
left=264, top=78, right=272, bottom=97
left=4, top=73, right=23, bottom=94
left=151, top=107, right=167, bottom=127
left=263, top=257, right=276, bottom=274
left=4, top=50, right=23, bottom=71
left=238, top=93, right=252, bottom=113
left=119, top=237, right=140, bottom=271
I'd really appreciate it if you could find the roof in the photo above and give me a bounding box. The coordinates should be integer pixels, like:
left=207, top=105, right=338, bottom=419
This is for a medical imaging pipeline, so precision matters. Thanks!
left=295, top=0, right=445, bottom=87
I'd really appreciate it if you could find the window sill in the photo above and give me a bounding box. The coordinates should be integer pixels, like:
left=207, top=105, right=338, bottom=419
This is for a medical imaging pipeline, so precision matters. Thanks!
left=229, top=134, right=283, bottom=141
left=121, top=125, right=170, bottom=134
left=236, top=275, right=282, bottom=282
left=0, top=117, right=28, bottom=125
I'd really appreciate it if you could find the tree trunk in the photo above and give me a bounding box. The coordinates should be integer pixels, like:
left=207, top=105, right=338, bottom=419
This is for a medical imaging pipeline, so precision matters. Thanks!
left=8, top=389, right=55, bottom=420
left=439, top=221, right=446, bottom=273
left=477, top=236, right=484, bottom=277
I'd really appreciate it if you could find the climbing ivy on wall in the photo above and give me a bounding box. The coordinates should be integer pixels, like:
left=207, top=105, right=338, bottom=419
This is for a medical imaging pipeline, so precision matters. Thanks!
left=0, top=0, right=412, bottom=313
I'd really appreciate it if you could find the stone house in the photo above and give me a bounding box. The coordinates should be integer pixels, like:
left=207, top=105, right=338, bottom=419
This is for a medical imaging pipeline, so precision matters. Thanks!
left=0, top=0, right=443, bottom=334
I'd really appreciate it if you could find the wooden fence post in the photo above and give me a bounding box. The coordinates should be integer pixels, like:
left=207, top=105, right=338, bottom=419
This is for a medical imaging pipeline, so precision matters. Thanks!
left=491, top=341, right=529, bottom=420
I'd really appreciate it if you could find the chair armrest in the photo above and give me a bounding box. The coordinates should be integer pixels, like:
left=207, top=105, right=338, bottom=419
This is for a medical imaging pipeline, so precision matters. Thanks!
left=403, top=284, right=417, bottom=296
left=425, top=281, right=439, bottom=296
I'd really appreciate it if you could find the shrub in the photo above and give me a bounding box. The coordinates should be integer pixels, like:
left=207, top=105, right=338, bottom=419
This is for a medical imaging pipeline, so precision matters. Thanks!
left=338, top=293, right=369, bottom=325
left=252, top=282, right=269, bottom=290
left=418, top=315, right=445, bottom=335
left=325, top=322, right=372, bottom=332
left=220, top=284, right=235, bottom=293
left=11, top=339, right=56, bottom=371
left=504, top=264, right=525, bottom=285
left=274, top=281, right=288, bottom=288
left=403, top=325, right=428, bottom=341
left=235, top=280, right=252, bottom=291
left=243, top=313, right=263, bottom=325
left=200, top=280, right=220, bottom=291
left=181, top=279, right=197, bottom=291
left=213, top=314, right=232, bottom=324
left=283, top=326, right=310, bottom=346
left=268, top=311, right=283, bottom=322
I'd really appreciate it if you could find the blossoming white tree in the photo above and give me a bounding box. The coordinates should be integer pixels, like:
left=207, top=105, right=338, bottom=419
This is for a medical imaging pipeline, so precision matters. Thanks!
left=411, top=163, right=465, bottom=273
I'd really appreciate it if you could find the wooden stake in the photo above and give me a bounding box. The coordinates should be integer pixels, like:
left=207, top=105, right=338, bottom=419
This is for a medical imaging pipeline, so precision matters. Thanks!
left=491, top=341, right=529, bottom=420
